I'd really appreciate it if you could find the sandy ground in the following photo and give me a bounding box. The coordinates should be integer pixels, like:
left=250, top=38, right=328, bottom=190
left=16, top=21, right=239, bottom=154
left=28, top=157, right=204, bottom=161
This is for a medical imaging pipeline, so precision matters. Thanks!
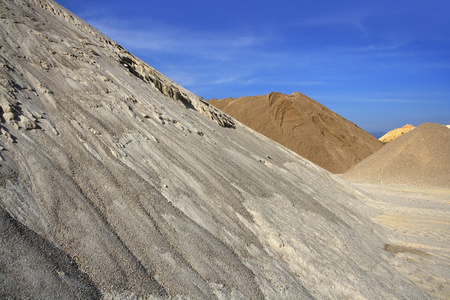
left=350, top=183, right=450, bottom=299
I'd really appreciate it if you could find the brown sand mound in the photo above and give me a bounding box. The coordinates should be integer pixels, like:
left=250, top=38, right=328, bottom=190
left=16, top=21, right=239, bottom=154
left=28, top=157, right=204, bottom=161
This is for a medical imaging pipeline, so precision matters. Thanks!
left=379, top=124, right=415, bottom=143
left=343, top=123, right=450, bottom=188
left=210, top=92, right=383, bottom=173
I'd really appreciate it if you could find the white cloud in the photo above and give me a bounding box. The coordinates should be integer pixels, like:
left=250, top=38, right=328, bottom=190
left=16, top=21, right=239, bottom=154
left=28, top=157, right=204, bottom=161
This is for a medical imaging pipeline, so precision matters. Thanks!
left=299, top=10, right=369, bottom=33
left=322, top=97, right=440, bottom=103
left=88, top=17, right=268, bottom=60
left=209, top=76, right=241, bottom=85
left=344, top=44, right=404, bottom=52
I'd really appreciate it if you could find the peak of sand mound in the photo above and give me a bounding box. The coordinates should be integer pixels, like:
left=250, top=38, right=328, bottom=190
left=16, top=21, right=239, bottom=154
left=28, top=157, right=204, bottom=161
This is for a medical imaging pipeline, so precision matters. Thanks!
left=0, top=0, right=429, bottom=298
left=379, top=124, right=415, bottom=143
left=343, top=123, right=450, bottom=188
left=210, top=92, right=383, bottom=174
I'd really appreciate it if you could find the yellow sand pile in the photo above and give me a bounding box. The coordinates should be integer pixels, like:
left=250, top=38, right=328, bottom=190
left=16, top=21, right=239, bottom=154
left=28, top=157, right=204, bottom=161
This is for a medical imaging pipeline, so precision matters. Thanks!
left=379, top=124, right=415, bottom=143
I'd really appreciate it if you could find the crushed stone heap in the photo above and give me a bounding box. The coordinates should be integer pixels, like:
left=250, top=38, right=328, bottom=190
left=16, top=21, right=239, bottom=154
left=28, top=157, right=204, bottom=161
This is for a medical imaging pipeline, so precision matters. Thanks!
left=0, top=0, right=429, bottom=299
left=344, top=123, right=450, bottom=188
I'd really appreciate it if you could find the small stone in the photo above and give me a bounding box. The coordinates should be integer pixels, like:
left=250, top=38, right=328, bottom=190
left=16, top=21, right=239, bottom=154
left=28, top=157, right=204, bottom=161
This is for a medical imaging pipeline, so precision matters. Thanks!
left=3, top=111, right=15, bottom=122
left=20, top=117, right=38, bottom=130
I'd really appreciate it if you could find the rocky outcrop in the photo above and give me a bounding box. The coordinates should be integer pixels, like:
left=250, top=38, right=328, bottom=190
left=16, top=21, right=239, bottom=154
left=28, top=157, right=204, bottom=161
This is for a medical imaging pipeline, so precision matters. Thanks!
left=0, top=81, right=38, bottom=132
left=118, top=55, right=235, bottom=128
left=0, top=58, right=40, bottom=144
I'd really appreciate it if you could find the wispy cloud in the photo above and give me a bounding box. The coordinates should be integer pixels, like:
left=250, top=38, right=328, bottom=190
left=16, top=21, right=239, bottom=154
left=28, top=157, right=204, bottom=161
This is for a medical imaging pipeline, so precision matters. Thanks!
left=295, top=81, right=330, bottom=86
left=344, top=43, right=404, bottom=53
left=270, top=80, right=332, bottom=87
left=88, top=18, right=268, bottom=60
left=321, top=97, right=444, bottom=103
left=87, top=17, right=315, bottom=92
left=299, top=10, right=369, bottom=33
left=58, top=0, right=450, bottom=131
left=83, top=12, right=450, bottom=105
left=209, top=77, right=242, bottom=85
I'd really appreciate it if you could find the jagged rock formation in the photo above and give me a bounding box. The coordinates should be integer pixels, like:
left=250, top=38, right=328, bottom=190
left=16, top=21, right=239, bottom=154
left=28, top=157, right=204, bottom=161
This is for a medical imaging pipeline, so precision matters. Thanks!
left=379, top=124, right=415, bottom=143
left=0, top=0, right=430, bottom=299
left=117, top=55, right=235, bottom=129
left=343, top=123, right=450, bottom=188
left=210, top=92, right=383, bottom=174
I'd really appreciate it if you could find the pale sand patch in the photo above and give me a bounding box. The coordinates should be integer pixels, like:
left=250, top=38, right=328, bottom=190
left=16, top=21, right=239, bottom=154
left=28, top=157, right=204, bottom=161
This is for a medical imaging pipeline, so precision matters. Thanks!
left=351, top=183, right=450, bottom=299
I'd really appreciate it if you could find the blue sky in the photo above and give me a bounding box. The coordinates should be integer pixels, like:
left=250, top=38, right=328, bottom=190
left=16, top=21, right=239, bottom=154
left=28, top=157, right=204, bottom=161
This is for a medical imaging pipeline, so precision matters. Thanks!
left=55, top=0, right=450, bottom=133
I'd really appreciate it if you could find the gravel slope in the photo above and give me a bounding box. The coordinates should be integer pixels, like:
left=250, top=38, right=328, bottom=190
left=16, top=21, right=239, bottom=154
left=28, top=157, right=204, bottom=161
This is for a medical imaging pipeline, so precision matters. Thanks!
left=0, top=0, right=430, bottom=298
left=343, top=123, right=450, bottom=188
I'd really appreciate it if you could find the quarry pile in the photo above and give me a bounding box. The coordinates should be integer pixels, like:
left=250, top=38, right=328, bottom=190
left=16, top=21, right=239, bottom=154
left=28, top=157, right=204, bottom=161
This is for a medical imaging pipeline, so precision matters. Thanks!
left=210, top=92, right=383, bottom=173
left=343, top=123, right=450, bottom=188
left=0, top=0, right=431, bottom=299
left=379, top=124, right=415, bottom=143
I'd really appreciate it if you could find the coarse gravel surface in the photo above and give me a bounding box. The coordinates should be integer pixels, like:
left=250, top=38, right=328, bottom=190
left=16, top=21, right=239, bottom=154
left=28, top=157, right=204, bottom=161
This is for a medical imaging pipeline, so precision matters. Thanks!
left=0, top=0, right=445, bottom=299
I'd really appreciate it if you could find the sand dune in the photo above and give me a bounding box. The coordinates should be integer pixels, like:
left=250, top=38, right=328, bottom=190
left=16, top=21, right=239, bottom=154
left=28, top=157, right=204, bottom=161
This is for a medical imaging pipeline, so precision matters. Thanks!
left=210, top=92, right=383, bottom=173
left=0, top=0, right=443, bottom=299
left=343, top=123, right=450, bottom=188
left=379, top=124, right=415, bottom=143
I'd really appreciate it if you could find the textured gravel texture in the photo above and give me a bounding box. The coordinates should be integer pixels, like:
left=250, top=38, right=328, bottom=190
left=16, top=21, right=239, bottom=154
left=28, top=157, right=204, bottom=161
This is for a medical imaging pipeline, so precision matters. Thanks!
left=343, top=123, right=450, bottom=188
left=0, top=0, right=437, bottom=299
